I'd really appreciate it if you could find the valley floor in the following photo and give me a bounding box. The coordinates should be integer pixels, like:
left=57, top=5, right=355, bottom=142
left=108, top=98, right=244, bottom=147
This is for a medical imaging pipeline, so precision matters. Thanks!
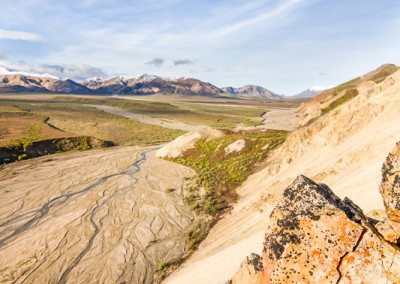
left=93, top=104, right=208, bottom=132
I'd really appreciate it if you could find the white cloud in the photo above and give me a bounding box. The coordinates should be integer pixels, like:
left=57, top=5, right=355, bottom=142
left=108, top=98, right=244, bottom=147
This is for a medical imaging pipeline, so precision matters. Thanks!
left=0, top=28, right=42, bottom=41
left=210, top=0, right=307, bottom=37
left=0, top=61, right=106, bottom=80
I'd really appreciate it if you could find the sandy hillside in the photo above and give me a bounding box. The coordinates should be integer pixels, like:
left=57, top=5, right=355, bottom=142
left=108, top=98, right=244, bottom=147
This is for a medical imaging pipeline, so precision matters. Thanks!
left=0, top=147, right=195, bottom=283
left=167, top=70, right=400, bottom=283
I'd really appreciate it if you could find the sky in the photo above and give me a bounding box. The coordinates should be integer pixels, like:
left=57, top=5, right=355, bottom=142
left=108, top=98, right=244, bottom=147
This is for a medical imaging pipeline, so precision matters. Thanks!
left=0, top=0, right=399, bottom=95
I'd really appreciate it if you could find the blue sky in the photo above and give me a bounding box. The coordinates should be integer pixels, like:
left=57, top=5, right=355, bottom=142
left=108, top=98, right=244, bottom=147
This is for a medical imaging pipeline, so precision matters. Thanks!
left=0, top=0, right=399, bottom=95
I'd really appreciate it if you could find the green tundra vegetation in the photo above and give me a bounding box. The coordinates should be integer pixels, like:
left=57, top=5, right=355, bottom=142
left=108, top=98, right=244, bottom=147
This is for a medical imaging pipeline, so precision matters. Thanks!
left=56, top=97, right=267, bottom=128
left=320, top=64, right=398, bottom=115
left=1, top=101, right=184, bottom=146
left=321, top=88, right=359, bottom=115
left=0, top=100, right=184, bottom=163
left=171, top=130, right=288, bottom=216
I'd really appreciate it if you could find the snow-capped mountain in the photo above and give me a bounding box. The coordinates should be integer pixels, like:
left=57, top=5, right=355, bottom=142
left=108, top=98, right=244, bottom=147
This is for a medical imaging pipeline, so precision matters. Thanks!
left=0, top=66, right=92, bottom=94
left=82, top=75, right=223, bottom=96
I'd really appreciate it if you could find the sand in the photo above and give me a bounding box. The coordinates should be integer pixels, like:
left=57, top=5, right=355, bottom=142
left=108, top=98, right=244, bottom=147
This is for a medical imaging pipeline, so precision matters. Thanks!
left=0, top=146, right=195, bottom=283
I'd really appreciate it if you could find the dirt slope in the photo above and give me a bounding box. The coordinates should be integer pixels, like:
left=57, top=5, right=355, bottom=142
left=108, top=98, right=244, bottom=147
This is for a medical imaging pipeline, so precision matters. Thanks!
left=166, top=69, right=400, bottom=283
left=0, top=147, right=195, bottom=283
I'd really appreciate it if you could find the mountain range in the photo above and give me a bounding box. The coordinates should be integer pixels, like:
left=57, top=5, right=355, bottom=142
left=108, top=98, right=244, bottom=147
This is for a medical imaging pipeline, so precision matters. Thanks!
left=0, top=67, right=93, bottom=94
left=0, top=67, right=288, bottom=100
left=221, top=85, right=283, bottom=100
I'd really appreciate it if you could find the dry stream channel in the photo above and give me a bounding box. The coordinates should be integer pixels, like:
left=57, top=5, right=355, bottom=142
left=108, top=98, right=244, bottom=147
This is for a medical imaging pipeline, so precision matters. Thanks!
left=0, top=147, right=195, bottom=283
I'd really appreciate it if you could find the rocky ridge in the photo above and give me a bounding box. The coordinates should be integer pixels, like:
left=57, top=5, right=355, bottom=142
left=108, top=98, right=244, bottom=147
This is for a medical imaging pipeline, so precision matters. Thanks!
left=298, top=64, right=399, bottom=126
left=232, top=142, right=400, bottom=283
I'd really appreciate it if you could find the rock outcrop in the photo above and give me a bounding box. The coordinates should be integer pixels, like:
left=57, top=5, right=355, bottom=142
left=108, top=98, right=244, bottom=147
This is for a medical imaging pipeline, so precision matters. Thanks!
left=232, top=142, right=400, bottom=283
left=381, top=141, right=400, bottom=234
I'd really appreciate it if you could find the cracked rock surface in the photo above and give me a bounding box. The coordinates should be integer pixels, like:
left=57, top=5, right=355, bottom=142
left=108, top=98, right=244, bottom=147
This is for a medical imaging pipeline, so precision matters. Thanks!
left=0, top=146, right=195, bottom=283
left=232, top=142, right=400, bottom=283
left=381, top=141, right=400, bottom=225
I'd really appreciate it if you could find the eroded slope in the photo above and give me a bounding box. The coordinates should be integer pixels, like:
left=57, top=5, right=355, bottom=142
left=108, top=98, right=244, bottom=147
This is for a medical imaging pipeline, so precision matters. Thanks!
left=167, top=69, right=400, bottom=283
left=232, top=142, right=400, bottom=283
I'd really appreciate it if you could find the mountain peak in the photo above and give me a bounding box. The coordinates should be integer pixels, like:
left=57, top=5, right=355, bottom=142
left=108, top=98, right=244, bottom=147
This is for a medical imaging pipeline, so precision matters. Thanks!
left=222, top=84, right=282, bottom=100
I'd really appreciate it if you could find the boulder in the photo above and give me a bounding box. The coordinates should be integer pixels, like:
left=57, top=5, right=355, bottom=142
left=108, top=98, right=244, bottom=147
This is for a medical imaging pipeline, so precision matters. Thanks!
left=232, top=168, right=400, bottom=283
left=224, top=139, right=246, bottom=155
left=380, top=141, right=400, bottom=223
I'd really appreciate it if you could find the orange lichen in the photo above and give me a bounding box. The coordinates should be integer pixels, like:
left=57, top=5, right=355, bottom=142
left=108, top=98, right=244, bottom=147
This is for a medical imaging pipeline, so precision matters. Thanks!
left=346, top=255, right=355, bottom=263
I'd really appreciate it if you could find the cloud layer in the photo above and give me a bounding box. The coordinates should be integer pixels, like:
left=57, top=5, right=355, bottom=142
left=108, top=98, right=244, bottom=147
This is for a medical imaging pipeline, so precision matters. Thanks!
left=0, top=29, right=41, bottom=41
left=0, top=61, right=106, bottom=81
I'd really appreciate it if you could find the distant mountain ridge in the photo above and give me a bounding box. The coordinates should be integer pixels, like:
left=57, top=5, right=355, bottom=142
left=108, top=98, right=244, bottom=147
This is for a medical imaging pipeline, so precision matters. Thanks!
left=222, top=85, right=282, bottom=100
left=82, top=75, right=224, bottom=96
left=0, top=67, right=92, bottom=94
left=0, top=67, right=284, bottom=99
left=0, top=67, right=228, bottom=97
left=291, top=88, right=324, bottom=99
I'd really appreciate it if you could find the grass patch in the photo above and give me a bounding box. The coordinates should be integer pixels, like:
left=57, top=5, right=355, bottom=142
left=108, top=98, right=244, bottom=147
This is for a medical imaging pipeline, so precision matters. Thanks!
left=3, top=101, right=184, bottom=146
left=1, top=136, right=113, bottom=164
left=321, top=88, right=358, bottom=115
left=156, top=261, right=170, bottom=271
left=12, top=123, right=43, bottom=150
left=186, top=221, right=211, bottom=249
left=53, top=97, right=267, bottom=128
left=369, top=64, right=398, bottom=83
left=330, top=78, right=360, bottom=98
left=319, top=64, right=398, bottom=116
left=171, top=130, right=288, bottom=216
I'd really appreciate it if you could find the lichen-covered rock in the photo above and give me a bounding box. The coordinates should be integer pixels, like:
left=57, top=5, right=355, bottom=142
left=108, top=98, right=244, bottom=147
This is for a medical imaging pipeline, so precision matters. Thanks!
left=232, top=173, right=400, bottom=283
left=231, top=253, right=266, bottom=284
left=261, top=175, right=364, bottom=283
left=380, top=141, right=400, bottom=223
left=338, top=229, right=400, bottom=283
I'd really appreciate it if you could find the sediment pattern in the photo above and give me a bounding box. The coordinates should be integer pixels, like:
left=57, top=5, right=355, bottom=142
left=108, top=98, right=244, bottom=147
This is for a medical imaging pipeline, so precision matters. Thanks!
left=0, top=147, right=195, bottom=283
